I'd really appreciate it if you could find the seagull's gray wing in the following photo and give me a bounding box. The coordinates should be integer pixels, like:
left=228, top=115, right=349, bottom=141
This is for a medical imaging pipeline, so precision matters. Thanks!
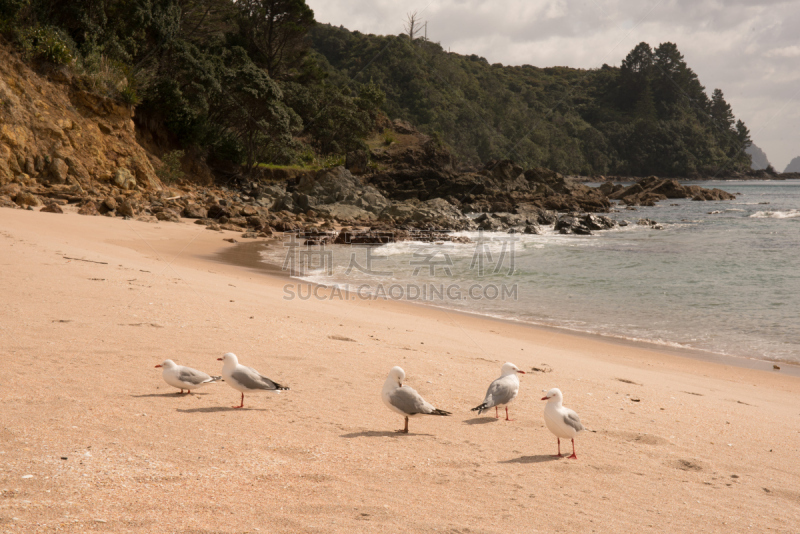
left=483, top=376, right=516, bottom=408
left=389, top=386, right=437, bottom=415
left=231, top=367, right=287, bottom=391
left=178, top=367, right=213, bottom=386
left=564, top=410, right=585, bottom=432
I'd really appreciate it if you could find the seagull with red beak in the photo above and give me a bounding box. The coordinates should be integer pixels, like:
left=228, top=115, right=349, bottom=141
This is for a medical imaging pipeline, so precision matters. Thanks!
left=471, top=362, right=526, bottom=421
left=154, top=360, right=220, bottom=394
left=542, top=388, right=585, bottom=459
left=217, top=353, right=288, bottom=408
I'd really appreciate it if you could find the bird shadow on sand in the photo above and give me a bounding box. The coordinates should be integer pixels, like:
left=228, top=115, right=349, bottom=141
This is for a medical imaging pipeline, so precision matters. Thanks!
left=130, top=392, right=210, bottom=398
left=340, top=431, right=433, bottom=438
left=176, top=407, right=268, bottom=413
left=462, top=417, right=498, bottom=425
left=500, top=455, right=561, bottom=464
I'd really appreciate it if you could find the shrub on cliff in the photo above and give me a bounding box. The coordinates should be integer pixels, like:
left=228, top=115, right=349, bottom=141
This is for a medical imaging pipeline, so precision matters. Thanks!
left=18, top=26, right=73, bottom=65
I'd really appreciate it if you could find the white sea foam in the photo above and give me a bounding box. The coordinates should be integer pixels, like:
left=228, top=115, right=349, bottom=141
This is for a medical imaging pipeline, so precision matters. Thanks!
left=749, top=209, right=800, bottom=219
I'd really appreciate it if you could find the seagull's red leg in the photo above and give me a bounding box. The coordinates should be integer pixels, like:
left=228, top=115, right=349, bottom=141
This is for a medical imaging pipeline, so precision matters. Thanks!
left=567, top=439, right=578, bottom=460
left=495, top=406, right=499, bottom=419
left=552, top=438, right=562, bottom=457
left=233, top=393, right=244, bottom=409
left=396, top=416, right=409, bottom=433
left=187, top=390, right=191, bottom=394
left=179, top=389, right=183, bottom=394
left=505, top=407, right=514, bottom=421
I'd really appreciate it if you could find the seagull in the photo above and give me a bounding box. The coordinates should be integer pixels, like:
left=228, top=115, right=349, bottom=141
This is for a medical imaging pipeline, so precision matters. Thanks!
left=382, top=366, right=451, bottom=433
left=471, top=362, right=526, bottom=421
left=217, top=353, right=288, bottom=408
left=155, top=360, right=221, bottom=394
left=542, top=388, right=585, bottom=459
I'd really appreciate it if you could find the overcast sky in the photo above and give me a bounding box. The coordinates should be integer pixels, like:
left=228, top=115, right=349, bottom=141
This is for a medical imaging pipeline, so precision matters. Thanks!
left=307, top=0, right=800, bottom=171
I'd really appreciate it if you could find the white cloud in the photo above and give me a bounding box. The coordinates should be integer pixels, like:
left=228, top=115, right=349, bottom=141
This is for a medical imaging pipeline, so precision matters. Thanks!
left=307, top=0, right=800, bottom=169
left=765, top=45, right=800, bottom=58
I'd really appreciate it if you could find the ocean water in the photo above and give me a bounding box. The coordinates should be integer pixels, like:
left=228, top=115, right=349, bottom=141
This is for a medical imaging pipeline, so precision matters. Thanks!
left=261, top=180, right=800, bottom=364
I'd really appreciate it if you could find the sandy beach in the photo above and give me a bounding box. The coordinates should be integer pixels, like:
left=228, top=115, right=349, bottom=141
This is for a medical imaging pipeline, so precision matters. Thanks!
left=1, top=208, right=798, bottom=533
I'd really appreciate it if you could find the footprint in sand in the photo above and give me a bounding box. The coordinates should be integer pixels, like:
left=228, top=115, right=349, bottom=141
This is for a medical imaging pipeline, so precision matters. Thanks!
left=603, top=430, right=670, bottom=446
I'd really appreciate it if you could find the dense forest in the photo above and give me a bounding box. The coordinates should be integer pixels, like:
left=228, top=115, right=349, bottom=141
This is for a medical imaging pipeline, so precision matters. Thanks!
left=311, top=25, right=753, bottom=176
left=0, top=0, right=753, bottom=178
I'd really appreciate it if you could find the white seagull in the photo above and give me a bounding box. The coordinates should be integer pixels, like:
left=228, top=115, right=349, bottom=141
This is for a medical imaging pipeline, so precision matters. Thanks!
left=155, top=359, right=221, bottom=394
left=217, top=353, right=288, bottom=408
left=382, top=366, right=451, bottom=433
left=471, top=362, right=526, bottom=421
left=542, top=388, right=585, bottom=459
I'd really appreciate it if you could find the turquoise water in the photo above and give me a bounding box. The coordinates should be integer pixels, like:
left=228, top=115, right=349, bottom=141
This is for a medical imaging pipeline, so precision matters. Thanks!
left=263, top=180, right=800, bottom=364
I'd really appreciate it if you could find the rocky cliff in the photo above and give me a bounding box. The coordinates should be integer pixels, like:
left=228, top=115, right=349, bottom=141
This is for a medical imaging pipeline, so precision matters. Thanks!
left=0, top=41, right=161, bottom=193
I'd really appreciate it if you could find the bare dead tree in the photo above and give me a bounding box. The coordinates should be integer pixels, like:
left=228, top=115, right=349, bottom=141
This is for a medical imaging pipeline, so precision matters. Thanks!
left=405, top=11, right=420, bottom=41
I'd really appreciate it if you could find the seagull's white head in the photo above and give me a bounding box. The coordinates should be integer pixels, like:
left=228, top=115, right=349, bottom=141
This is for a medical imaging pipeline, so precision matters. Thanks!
left=501, top=362, right=525, bottom=377
left=155, top=359, right=176, bottom=369
left=541, top=388, right=563, bottom=403
left=387, top=366, right=405, bottom=386
left=217, top=353, right=238, bottom=365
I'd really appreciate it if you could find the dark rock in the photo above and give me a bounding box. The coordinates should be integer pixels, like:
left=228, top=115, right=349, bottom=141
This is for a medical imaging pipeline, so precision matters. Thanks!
left=572, top=225, right=593, bottom=235
left=245, top=216, right=266, bottom=229
left=495, top=212, right=526, bottom=227
left=272, top=194, right=296, bottom=213
left=40, top=203, right=64, bottom=213
left=334, top=230, right=395, bottom=245
left=49, top=158, right=69, bottom=184
left=14, top=192, right=40, bottom=207
left=117, top=200, right=135, bottom=217
left=476, top=213, right=505, bottom=231
left=524, top=224, right=541, bottom=234
left=0, top=195, right=19, bottom=208
left=207, top=204, right=230, bottom=220
left=0, top=183, right=21, bottom=198
left=392, top=118, right=415, bottom=134
left=582, top=214, right=617, bottom=231
left=241, top=205, right=258, bottom=217
left=598, top=182, right=621, bottom=196
left=78, top=201, right=99, bottom=216
left=555, top=214, right=593, bottom=235
left=346, top=150, right=369, bottom=175
left=113, top=168, right=136, bottom=190
left=155, top=209, right=180, bottom=222
left=609, top=177, right=735, bottom=207
left=273, top=220, right=299, bottom=232
left=183, top=203, right=207, bottom=219
left=103, top=197, right=117, bottom=212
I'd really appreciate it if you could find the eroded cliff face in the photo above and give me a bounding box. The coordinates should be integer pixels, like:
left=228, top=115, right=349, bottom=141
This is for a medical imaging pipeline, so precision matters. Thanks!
left=0, top=41, right=161, bottom=191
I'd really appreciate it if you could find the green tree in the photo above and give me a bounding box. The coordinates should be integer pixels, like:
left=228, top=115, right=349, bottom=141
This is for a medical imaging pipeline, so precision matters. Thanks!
left=710, top=88, right=734, bottom=132
left=209, top=47, right=297, bottom=171
left=735, top=119, right=751, bottom=149
left=619, top=42, right=653, bottom=108
left=234, top=0, right=315, bottom=79
left=651, top=42, right=706, bottom=116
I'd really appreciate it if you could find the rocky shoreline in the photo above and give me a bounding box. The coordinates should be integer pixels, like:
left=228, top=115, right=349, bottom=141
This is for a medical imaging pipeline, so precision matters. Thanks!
left=0, top=158, right=738, bottom=245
